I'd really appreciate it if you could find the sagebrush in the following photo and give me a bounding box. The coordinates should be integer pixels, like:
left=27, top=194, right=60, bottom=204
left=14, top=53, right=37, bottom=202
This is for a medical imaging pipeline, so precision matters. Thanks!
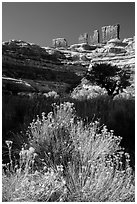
left=3, top=102, right=135, bottom=202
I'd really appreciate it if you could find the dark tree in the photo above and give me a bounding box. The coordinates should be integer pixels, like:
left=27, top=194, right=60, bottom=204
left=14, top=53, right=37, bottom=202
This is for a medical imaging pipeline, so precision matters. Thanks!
left=85, top=63, right=131, bottom=98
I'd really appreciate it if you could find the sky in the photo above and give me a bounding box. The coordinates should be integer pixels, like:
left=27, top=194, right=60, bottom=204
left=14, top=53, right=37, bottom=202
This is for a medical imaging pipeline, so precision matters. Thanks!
left=2, top=2, right=135, bottom=47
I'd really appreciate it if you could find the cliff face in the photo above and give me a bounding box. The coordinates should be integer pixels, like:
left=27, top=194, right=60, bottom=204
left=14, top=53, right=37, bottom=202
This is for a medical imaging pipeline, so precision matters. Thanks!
left=2, top=37, right=135, bottom=95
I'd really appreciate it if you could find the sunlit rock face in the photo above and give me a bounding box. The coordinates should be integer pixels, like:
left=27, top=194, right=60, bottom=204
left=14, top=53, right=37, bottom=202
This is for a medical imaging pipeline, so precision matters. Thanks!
left=2, top=34, right=135, bottom=96
left=52, top=38, right=68, bottom=48
left=106, top=38, right=128, bottom=47
left=102, top=24, right=120, bottom=43
left=78, top=33, right=88, bottom=44
left=90, top=30, right=100, bottom=45
left=88, top=37, right=135, bottom=73
left=70, top=43, right=97, bottom=52
left=125, top=37, right=135, bottom=53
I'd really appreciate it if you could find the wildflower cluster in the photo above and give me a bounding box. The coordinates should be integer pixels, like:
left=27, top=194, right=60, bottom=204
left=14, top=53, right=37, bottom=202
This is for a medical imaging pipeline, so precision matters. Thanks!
left=3, top=102, right=135, bottom=202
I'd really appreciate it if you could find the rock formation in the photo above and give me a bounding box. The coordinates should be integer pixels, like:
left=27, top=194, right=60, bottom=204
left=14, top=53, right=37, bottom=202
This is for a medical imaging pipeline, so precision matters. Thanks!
left=52, top=38, right=68, bottom=48
left=106, top=38, right=128, bottom=47
left=78, top=33, right=88, bottom=44
left=102, top=24, right=120, bottom=43
left=2, top=33, right=135, bottom=96
left=90, top=30, right=100, bottom=44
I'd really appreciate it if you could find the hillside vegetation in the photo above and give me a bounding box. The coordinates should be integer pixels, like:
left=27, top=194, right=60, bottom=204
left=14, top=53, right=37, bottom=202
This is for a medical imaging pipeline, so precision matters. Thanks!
left=2, top=38, right=135, bottom=202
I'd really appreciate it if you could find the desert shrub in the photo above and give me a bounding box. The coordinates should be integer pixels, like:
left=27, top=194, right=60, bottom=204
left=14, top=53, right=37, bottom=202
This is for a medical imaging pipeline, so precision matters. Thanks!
left=3, top=93, right=135, bottom=167
left=27, top=102, right=76, bottom=168
left=43, top=91, right=59, bottom=99
left=64, top=123, right=135, bottom=201
left=85, top=63, right=131, bottom=98
left=71, top=84, right=107, bottom=100
left=2, top=142, right=66, bottom=202
left=72, top=96, right=135, bottom=163
left=3, top=102, right=135, bottom=202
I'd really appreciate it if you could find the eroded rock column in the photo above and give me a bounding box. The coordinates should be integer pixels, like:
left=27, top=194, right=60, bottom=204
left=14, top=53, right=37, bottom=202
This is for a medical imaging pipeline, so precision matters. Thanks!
left=90, top=30, right=100, bottom=44
left=78, top=33, right=88, bottom=44
left=102, top=24, right=120, bottom=43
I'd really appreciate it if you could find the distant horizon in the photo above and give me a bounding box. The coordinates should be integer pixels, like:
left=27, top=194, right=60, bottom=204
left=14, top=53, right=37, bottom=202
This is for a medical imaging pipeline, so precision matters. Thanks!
left=2, top=2, right=135, bottom=47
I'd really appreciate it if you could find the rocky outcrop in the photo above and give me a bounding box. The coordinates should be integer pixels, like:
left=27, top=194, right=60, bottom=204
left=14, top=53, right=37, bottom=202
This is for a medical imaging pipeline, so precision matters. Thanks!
left=90, top=30, right=100, bottom=44
left=52, top=38, right=68, bottom=48
left=102, top=24, right=120, bottom=43
left=2, top=36, right=135, bottom=96
left=106, top=38, right=128, bottom=47
left=89, top=54, right=135, bottom=70
left=104, top=40, right=127, bottom=54
left=78, top=33, right=88, bottom=44
left=88, top=37, right=135, bottom=70
left=125, top=37, right=135, bottom=53
left=107, top=47, right=127, bottom=54
left=70, top=43, right=97, bottom=52
left=2, top=40, right=60, bottom=66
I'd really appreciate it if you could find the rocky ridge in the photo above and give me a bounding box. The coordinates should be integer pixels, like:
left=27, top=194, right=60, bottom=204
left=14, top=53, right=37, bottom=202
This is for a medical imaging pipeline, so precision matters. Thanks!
left=2, top=34, right=135, bottom=97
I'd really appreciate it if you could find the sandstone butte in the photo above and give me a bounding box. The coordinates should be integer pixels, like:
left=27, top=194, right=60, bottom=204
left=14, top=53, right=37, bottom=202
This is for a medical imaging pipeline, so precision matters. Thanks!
left=2, top=24, right=135, bottom=96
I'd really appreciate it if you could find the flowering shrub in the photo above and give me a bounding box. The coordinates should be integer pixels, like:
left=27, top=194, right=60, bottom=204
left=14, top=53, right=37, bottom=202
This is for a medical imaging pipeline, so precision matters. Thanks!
left=71, top=84, right=107, bottom=100
left=64, top=122, right=135, bottom=201
left=43, top=91, right=59, bottom=99
left=27, top=102, right=76, bottom=168
left=2, top=141, right=66, bottom=202
left=2, top=102, right=135, bottom=202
